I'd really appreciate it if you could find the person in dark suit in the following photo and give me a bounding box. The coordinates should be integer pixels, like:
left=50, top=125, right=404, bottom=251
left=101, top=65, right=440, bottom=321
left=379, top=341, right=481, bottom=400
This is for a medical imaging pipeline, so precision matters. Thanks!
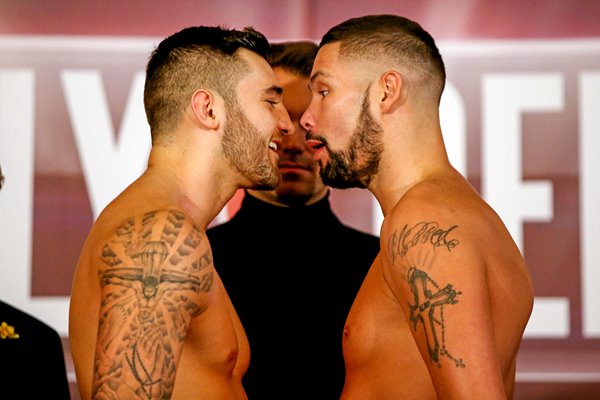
left=0, top=163, right=71, bottom=399
left=207, top=41, right=380, bottom=400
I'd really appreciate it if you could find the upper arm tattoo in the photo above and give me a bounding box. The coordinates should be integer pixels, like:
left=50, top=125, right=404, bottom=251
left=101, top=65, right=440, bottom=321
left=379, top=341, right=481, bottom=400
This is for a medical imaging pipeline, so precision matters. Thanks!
left=386, top=221, right=465, bottom=368
left=407, top=267, right=464, bottom=369
left=93, top=209, right=213, bottom=399
left=387, top=221, right=459, bottom=264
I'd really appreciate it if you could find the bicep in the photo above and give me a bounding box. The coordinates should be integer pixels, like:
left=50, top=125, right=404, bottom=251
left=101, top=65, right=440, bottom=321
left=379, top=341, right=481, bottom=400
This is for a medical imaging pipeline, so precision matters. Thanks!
left=384, top=219, right=505, bottom=399
left=92, top=209, right=214, bottom=398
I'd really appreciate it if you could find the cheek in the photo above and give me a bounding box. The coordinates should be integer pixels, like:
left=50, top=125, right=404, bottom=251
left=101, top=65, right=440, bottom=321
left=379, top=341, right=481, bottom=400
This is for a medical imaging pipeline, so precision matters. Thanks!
left=322, top=101, right=357, bottom=141
left=251, top=108, right=277, bottom=134
left=323, top=95, right=354, bottom=125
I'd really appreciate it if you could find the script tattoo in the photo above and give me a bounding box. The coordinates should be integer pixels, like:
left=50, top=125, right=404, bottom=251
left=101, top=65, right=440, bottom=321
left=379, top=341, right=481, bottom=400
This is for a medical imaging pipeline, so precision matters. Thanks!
left=388, top=222, right=459, bottom=264
left=407, top=267, right=465, bottom=368
left=93, top=209, right=213, bottom=399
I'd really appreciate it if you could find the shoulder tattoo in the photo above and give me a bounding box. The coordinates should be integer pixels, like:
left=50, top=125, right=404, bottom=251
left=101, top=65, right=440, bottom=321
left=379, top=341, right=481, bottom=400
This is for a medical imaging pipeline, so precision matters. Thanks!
left=387, top=221, right=460, bottom=264
left=93, top=209, right=213, bottom=399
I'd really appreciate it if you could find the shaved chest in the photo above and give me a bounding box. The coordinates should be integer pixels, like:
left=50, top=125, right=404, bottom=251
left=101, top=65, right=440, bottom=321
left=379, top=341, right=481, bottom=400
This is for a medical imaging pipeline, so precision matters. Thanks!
left=342, top=262, right=416, bottom=366
left=341, top=262, right=436, bottom=399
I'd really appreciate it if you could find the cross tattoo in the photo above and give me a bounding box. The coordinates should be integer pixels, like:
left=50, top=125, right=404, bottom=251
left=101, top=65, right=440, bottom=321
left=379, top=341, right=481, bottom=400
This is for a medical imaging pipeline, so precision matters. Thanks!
left=407, top=267, right=461, bottom=366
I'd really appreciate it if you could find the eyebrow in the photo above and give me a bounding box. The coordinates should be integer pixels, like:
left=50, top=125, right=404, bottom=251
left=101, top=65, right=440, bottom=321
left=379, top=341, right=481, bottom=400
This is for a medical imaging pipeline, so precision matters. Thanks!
left=262, top=85, right=283, bottom=96
left=309, top=70, right=331, bottom=84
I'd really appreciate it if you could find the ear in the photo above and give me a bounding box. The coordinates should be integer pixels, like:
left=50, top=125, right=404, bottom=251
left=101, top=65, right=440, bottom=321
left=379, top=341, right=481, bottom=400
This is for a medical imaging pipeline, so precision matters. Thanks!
left=190, top=89, right=221, bottom=130
left=378, top=70, right=405, bottom=113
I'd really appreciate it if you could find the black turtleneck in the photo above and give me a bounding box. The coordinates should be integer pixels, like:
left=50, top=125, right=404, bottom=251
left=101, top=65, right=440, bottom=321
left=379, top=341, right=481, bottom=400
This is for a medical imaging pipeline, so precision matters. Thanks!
left=207, top=192, right=380, bottom=400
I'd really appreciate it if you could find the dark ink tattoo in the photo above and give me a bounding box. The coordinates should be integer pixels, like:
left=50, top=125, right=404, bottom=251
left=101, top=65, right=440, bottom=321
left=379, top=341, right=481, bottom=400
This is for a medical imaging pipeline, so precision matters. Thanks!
left=387, top=222, right=459, bottom=264
left=407, top=267, right=465, bottom=368
left=93, top=209, right=212, bottom=399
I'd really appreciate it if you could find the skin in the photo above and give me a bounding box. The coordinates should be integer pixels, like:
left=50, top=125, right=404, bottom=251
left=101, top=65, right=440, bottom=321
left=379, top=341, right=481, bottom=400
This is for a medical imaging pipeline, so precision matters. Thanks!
left=69, top=49, right=293, bottom=400
left=248, top=66, right=328, bottom=206
left=301, top=42, right=534, bottom=400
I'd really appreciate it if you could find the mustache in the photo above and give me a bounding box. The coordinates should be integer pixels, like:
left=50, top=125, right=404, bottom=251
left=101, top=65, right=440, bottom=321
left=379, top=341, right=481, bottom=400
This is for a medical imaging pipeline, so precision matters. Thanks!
left=305, top=131, right=329, bottom=147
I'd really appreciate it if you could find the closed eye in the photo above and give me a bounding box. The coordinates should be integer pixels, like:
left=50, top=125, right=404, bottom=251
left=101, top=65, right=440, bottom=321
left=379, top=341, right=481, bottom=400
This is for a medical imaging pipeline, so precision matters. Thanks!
left=261, top=85, right=283, bottom=107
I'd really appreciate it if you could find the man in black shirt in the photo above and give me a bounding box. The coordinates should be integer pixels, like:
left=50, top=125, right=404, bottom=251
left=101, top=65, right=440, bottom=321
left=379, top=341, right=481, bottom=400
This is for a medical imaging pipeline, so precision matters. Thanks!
left=207, top=41, right=380, bottom=399
left=0, top=163, right=71, bottom=399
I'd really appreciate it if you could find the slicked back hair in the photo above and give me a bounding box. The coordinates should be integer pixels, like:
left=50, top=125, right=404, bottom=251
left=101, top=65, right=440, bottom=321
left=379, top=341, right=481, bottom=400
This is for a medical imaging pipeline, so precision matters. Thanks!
left=320, top=14, right=446, bottom=102
left=268, top=41, right=318, bottom=78
left=144, top=25, right=270, bottom=144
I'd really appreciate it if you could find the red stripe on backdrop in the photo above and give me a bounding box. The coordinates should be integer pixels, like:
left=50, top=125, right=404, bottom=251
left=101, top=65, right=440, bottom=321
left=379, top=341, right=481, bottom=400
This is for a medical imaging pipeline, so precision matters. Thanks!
left=0, top=0, right=599, bottom=40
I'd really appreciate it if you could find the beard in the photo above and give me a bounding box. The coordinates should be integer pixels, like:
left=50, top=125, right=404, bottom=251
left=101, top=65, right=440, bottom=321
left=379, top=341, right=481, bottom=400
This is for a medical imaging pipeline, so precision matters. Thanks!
left=319, top=90, right=383, bottom=189
left=222, top=99, right=280, bottom=190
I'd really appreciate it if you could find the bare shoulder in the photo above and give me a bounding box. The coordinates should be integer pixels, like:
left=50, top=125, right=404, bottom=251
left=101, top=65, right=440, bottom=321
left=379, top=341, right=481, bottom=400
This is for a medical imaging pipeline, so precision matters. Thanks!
left=379, top=173, right=530, bottom=313
left=72, top=207, right=215, bottom=312
left=382, top=174, right=508, bottom=265
left=101, top=208, right=209, bottom=259
left=379, top=175, right=532, bottom=396
left=97, top=208, right=214, bottom=291
left=88, top=208, right=216, bottom=398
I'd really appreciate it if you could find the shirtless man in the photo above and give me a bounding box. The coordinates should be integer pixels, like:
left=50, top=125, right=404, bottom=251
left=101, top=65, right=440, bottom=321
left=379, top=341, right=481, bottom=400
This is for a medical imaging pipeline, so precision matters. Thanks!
left=69, top=26, right=292, bottom=399
left=301, top=14, right=534, bottom=399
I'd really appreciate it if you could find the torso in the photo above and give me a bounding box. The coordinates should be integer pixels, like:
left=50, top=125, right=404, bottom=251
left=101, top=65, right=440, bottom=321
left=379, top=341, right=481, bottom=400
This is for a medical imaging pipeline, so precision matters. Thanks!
left=206, top=195, right=379, bottom=399
left=342, top=255, right=437, bottom=399
left=69, top=186, right=249, bottom=400
left=341, top=172, right=533, bottom=399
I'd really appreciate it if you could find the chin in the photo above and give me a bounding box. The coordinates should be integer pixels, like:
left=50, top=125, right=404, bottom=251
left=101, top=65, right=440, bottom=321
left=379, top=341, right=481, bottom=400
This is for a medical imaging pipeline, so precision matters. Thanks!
left=277, top=180, right=313, bottom=196
left=259, top=174, right=282, bottom=190
left=252, top=180, right=278, bottom=191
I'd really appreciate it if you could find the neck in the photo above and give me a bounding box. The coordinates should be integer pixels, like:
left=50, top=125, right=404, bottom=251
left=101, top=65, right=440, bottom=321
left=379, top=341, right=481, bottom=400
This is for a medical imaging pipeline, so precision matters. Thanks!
left=144, top=144, right=241, bottom=229
left=368, top=114, right=451, bottom=216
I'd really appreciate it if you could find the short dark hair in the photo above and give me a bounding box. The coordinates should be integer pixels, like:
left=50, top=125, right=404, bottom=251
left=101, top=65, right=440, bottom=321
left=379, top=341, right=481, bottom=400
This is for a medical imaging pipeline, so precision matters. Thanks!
left=268, top=41, right=318, bottom=78
left=321, top=14, right=445, bottom=101
left=144, top=26, right=270, bottom=144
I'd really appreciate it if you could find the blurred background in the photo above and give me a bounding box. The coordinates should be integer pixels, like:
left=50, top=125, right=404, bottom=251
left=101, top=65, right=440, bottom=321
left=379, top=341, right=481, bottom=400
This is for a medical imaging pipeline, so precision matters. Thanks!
left=0, top=0, right=599, bottom=398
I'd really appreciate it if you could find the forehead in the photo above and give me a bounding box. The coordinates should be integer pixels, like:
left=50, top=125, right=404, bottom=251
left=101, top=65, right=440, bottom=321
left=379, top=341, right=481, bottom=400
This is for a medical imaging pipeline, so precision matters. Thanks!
left=273, top=66, right=304, bottom=88
left=311, top=42, right=362, bottom=87
left=273, top=67, right=309, bottom=118
left=312, top=42, right=343, bottom=77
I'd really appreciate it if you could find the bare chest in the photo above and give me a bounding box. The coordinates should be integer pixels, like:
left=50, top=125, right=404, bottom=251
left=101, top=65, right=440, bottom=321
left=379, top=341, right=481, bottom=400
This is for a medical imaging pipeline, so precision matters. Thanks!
left=341, top=264, right=436, bottom=399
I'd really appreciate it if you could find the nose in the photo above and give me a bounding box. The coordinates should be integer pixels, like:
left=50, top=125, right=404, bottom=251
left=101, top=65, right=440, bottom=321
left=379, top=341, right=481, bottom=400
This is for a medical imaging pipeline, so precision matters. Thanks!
left=300, top=104, right=314, bottom=133
left=278, top=107, right=295, bottom=136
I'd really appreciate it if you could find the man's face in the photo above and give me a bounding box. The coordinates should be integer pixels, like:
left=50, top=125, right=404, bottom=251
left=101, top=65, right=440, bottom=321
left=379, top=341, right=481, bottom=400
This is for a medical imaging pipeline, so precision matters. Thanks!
left=259, top=67, right=328, bottom=206
left=222, top=50, right=293, bottom=190
left=301, top=43, right=383, bottom=189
